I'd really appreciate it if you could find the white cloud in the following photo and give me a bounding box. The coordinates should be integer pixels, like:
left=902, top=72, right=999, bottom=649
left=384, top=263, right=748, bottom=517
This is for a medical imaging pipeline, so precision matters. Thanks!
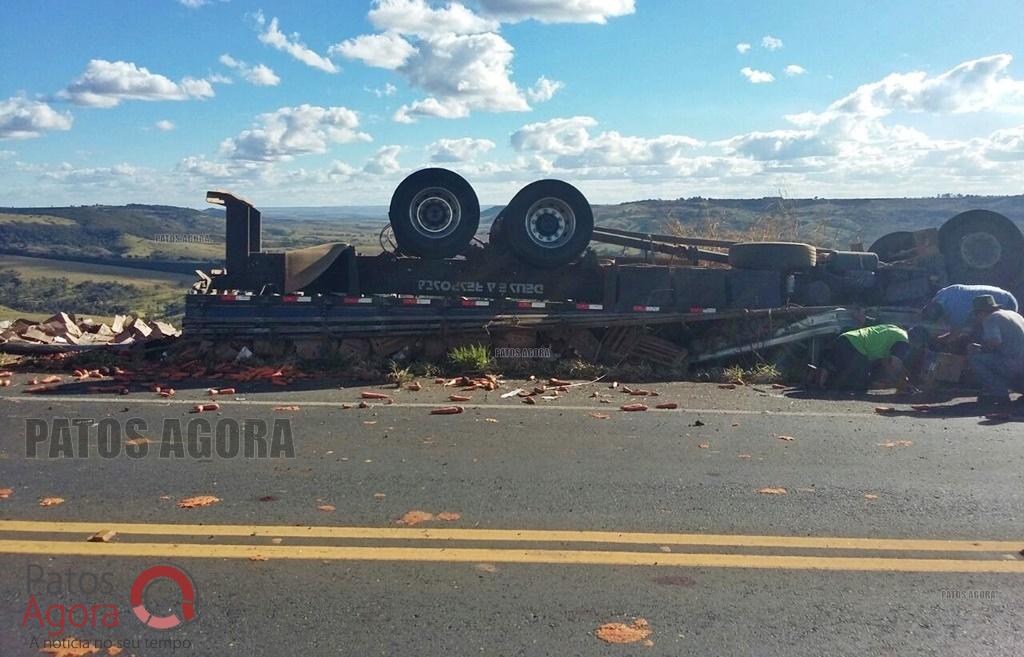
left=526, top=76, right=564, bottom=103
left=219, top=54, right=281, bottom=86
left=155, top=119, right=175, bottom=131
left=822, top=53, right=1024, bottom=118
left=328, top=32, right=417, bottom=70
left=511, top=116, right=701, bottom=167
left=0, top=97, right=73, bottom=140
left=256, top=13, right=339, bottom=73
left=761, top=35, right=783, bottom=51
left=984, top=125, right=1024, bottom=161
left=428, top=137, right=496, bottom=162
left=511, top=116, right=598, bottom=154
left=393, top=32, right=529, bottom=121
left=220, top=104, right=371, bottom=161
left=785, top=64, right=806, bottom=77
left=366, top=83, right=398, bottom=98
left=736, top=43, right=751, bottom=54
left=363, top=145, right=403, bottom=174
left=477, top=0, right=635, bottom=24
left=740, top=67, right=775, bottom=84
left=368, top=0, right=498, bottom=37
left=177, top=0, right=209, bottom=7
left=59, top=59, right=216, bottom=107
left=721, top=129, right=837, bottom=160
left=393, top=97, right=470, bottom=123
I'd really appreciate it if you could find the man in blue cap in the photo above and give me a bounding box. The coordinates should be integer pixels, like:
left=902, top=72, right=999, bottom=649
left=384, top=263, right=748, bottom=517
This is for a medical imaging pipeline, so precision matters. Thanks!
left=967, top=294, right=1024, bottom=406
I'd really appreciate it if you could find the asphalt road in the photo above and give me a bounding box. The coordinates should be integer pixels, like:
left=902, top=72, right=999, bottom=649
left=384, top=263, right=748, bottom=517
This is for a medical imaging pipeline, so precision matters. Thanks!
left=0, top=372, right=1022, bottom=656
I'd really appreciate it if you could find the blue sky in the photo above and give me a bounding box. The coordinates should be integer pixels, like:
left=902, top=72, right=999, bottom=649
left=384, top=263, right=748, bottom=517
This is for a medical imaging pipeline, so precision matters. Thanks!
left=1, top=0, right=1023, bottom=207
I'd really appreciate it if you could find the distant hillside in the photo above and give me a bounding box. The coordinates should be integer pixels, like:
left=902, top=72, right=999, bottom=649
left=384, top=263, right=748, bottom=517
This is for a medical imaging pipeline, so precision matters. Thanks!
left=593, top=195, right=1024, bottom=248
left=0, top=204, right=224, bottom=260
left=2, top=195, right=1023, bottom=260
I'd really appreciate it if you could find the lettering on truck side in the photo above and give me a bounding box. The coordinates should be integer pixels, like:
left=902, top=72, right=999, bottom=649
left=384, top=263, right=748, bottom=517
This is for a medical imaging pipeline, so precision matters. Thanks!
left=417, top=280, right=545, bottom=296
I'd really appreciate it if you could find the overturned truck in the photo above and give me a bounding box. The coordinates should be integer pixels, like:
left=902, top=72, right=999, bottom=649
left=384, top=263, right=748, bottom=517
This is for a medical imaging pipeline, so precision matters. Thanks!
left=184, top=169, right=1024, bottom=370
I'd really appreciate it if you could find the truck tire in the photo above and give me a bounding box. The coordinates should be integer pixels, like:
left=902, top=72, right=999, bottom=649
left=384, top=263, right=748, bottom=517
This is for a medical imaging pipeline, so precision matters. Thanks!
left=938, top=209, right=1024, bottom=287
left=728, top=242, right=816, bottom=271
left=389, top=168, right=480, bottom=259
left=868, top=231, right=916, bottom=263
left=501, top=180, right=594, bottom=268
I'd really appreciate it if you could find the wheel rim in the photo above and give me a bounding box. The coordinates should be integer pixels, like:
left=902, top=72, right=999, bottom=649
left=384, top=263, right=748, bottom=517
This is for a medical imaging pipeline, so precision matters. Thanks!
left=409, top=187, right=461, bottom=239
left=524, top=197, right=576, bottom=249
left=959, top=232, right=1002, bottom=269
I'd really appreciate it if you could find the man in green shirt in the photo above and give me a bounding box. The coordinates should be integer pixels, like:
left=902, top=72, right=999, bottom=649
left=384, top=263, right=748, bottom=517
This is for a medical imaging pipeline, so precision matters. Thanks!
left=818, top=324, right=912, bottom=390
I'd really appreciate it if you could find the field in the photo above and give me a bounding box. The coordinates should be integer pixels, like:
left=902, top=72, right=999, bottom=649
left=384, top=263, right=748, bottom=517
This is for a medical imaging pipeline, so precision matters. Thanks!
left=0, top=255, right=192, bottom=323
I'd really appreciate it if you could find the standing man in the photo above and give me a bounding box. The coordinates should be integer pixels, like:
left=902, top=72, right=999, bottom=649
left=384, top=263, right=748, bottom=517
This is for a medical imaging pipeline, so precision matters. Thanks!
left=967, top=295, right=1024, bottom=406
left=922, top=284, right=1018, bottom=332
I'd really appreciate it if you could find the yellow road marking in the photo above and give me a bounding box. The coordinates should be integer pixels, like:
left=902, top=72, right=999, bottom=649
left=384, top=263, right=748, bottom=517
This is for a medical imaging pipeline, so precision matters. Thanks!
left=0, top=520, right=1020, bottom=553
left=0, top=540, right=1021, bottom=573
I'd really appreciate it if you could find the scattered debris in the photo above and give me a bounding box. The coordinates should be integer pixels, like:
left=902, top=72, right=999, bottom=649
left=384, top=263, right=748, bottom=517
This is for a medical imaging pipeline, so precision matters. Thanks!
left=756, top=487, right=788, bottom=495
left=777, top=435, right=795, bottom=442
left=449, top=394, right=472, bottom=402
left=589, top=412, right=610, bottom=420
left=0, top=488, right=12, bottom=500
left=620, top=403, right=648, bottom=412
left=437, top=511, right=461, bottom=521
left=406, top=381, right=422, bottom=391
left=522, top=396, right=536, bottom=405
left=176, top=495, right=221, bottom=509
left=484, top=418, right=498, bottom=423
left=738, top=454, right=752, bottom=459
left=654, top=402, right=678, bottom=409
left=430, top=406, right=464, bottom=415
left=273, top=405, right=301, bottom=412
left=698, top=443, right=710, bottom=449
left=397, top=510, right=435, bottom=525
left=87, top=530, right=117, bottom=543
left=874, top=406, right=897, bottom=415
left=361, top=391, right=392, bottom=401
left=475, top=563, right=498, bottom=573
left=595, top=618, right=653, bottom=644
left=317, top=504, right=336, bottom=512
left=190, top=403, right=220, bottom=413
left=864, top=493, right=879, bottom=500
left=878, top=440, right=913, bottom=448
left=248, top=555, right=269, bottom=562
left=501, top=388, right=525, bottom=398
left=38, top=497, right=65, bottom=507
left=718, top=383, right=738, bottom=390
left=0, top=312, right=179, bottom=353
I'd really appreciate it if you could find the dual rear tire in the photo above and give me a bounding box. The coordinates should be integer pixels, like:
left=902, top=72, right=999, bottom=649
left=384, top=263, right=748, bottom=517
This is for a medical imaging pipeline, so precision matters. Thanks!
left=390, top=170, right=593, bottom=268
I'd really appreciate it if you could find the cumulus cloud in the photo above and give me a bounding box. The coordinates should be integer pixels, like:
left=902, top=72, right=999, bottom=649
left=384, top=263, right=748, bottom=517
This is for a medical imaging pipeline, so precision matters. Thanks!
left=256, top=12, right=339, bottom=73
left=220, top=104, right=371, bottom=161
left=219, top=54, right=281, bottom=86
left=740, top=67, right=775, bottom=84
left=721, top=129, right=837, bottom=160
left=761, top=35, right=783, bottom=50
left=363, top=145, right=403, bottom=174
left=822, top=54, right=1024, bottom=118
left=984, top=125, right=1024, bottom=161
left=393, top=32, right=529, bottom=122
left=736, top=43, right=751, bottom=54
left=526, top=76, right=564, bottom=103
left=785, top=64, right=806, bottom=76
left=328, top=32, right=417, bottom=70
left=477, top=0, right=635, bottom=24
left=428, top=137, right=496, bottom=162
left=511, top=116, right=701, bottom=167
left=368, top=0, right=498, bottom=37
left=59, top=59, right=216, bottom=107
left=155, top=119, right=175, bottom=131
left=0, top=97, right=73, bottom=140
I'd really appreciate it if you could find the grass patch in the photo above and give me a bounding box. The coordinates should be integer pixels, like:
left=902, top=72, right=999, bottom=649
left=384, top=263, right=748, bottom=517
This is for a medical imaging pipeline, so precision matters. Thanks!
left=386, top=361, right=415, bottom=385
left=721, top=362, right=782, bottom=385
left=448, top=344, right=492, bottom=372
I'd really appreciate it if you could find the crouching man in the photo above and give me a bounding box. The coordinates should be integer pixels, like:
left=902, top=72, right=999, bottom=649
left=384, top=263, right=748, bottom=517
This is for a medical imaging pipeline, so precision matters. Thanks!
left=818, top=324, right=912, bottom=391
left=967, top=294, right=1024, bottom=407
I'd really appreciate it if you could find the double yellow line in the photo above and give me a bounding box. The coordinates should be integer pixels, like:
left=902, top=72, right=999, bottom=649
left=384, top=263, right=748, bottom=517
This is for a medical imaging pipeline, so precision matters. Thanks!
left=1, top=520, right=1021, bottom=573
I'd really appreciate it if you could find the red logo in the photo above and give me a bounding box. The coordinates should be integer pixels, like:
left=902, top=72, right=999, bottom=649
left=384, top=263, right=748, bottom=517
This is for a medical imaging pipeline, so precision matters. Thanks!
left=129, top=565, right=197, bottom=630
